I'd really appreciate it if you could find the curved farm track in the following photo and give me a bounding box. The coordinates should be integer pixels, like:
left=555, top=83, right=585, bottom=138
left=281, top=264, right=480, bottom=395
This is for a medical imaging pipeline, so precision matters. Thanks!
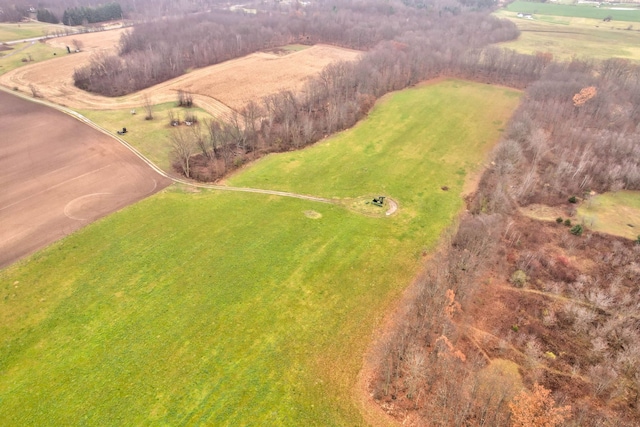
left=0, top=53, right=235, bottom=121
left=0, top=27, right=358, bottom=122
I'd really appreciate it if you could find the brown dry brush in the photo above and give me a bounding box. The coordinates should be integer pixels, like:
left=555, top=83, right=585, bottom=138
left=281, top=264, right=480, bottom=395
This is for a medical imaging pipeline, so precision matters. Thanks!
left=371, top=51, right=640, bottom=425
left=370, top=214, right=515, bottom=426
left=488, top=213, right=640, bottom=421
left=504, top=220, right=640, bottom=426
left=480, top=58, right=640, bottom=207
left=371, top=210, right=640, bottom=425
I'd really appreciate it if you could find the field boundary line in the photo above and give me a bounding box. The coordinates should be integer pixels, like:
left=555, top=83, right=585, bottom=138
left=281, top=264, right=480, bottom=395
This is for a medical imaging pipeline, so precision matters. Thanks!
left=0, top=86, right=342, bottom=206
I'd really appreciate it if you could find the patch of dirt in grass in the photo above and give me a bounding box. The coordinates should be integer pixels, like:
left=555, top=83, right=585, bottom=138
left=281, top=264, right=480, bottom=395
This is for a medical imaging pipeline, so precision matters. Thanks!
left=520, top=203, right=567, bottom=222
left=304, top=210, right=322, bottom=219
left=340, top=196, right=396, bottom=217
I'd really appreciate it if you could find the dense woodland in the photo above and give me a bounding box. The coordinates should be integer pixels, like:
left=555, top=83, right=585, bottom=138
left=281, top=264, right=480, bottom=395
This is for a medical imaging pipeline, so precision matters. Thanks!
left=61, top=2, right=123, bottom=25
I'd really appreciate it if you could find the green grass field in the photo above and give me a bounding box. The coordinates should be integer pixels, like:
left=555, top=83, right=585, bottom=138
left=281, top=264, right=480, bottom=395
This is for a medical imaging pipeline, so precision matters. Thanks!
left=0, top=22, right=69, bottom=42
left=0, top=41, right=65, bottom=75
left=506, top=1, right=640, bottom=22
left=494, top=10, right=640, bottom=60
left=579, top=190, right=640, bottom=240
left=0, top=79, right=521, bottom=425
left=80, top=104, right=215, bottom=172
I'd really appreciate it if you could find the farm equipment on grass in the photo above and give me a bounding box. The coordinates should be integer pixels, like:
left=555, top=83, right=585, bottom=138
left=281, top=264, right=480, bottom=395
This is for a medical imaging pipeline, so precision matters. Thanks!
left=372, top=196, right=385, bottom=207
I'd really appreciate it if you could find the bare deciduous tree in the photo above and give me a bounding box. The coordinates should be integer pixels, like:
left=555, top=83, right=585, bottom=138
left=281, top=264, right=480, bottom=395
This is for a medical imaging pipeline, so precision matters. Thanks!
left=509, top=383, right=571, bottom=427
left=142, top=95, right=153, bottom=120
left=169, top=128, right=196, bottom=178
left=71, top=39, right=83, bottom=52
left=177, top=90, right=193, bottom=108
left=28, top=83, right=41, bottom=98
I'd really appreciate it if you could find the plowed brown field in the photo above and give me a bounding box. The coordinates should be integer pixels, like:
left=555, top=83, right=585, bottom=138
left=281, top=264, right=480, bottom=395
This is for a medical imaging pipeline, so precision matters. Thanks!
left=0, top=89, right=171, bottom=269
left=0, top=27, right=360, bottom=119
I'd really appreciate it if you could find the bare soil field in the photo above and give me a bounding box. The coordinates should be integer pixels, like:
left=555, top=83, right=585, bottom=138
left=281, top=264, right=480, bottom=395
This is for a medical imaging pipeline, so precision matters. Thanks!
left=0, top=89, right=171, bottom=269
left=0, top=26, right=359, bottom=119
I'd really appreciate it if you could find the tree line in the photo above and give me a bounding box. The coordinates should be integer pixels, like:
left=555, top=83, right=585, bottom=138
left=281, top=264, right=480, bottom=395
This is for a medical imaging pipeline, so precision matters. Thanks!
left=74, top=0, right=510, bottom=96
left=172, top=35, right=559, bottom=180
left=62, top=2, right=122, bottom=26
left=36, top=8, right=60, bottom=24
left=0, top=0, right=235, bottom=23
left=164, top=10, right=521, bottom=180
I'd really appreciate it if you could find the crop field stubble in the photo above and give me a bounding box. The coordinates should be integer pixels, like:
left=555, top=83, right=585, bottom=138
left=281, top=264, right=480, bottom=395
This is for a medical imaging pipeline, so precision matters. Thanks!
left=170, top=44, right=361, bottom=111
left=0, top=27, right=360, bottom=119
left=0, top=80, right=521, bottom=425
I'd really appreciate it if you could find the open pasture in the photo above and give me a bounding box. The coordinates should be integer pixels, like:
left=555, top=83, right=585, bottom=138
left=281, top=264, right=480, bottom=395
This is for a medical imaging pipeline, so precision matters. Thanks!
left=79, top=103, right=216, bottom=172
left=494, top=10, right=640, bottom=60
left=0, top=22, right=68, bottom=43
left=0, top=80, right=520, bottom=425
left=506, top=1, right=640, bottom=22
left=0, top=41, right=65, bottom=75
left=0, top=89, right=170, bottom=269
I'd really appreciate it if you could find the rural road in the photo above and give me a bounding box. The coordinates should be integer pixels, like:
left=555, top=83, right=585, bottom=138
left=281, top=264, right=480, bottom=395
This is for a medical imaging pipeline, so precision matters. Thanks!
left=5, top=36, right=48, bottom=45
left=4, top=29, right=81, bottom=45
left=1, top=86, right=399, bottom=215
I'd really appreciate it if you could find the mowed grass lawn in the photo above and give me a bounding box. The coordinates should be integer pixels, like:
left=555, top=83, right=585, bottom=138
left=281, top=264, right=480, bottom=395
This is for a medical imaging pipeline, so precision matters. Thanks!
left=0, top=79, right=520, bottom=425
left=579, top=190, right=640, bottom=240
left=80, top=104, right=214, bottom=172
